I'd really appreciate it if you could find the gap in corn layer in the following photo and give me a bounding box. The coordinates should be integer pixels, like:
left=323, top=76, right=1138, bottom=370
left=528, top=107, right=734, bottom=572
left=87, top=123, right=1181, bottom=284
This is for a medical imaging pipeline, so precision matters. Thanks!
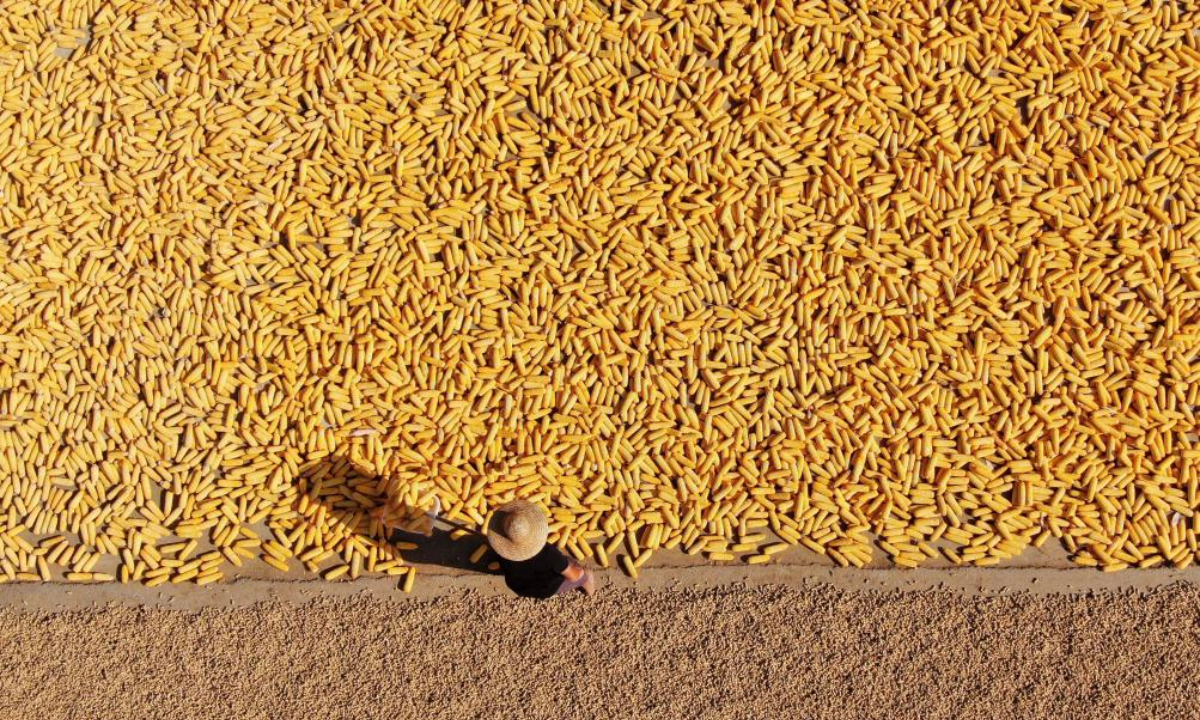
left=0, top=0, right=1198, bottom=584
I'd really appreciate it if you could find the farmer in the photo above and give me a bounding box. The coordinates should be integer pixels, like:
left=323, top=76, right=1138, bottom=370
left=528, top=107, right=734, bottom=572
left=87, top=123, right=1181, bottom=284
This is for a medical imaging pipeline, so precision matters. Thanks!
left=487, top=500, right=596, bottom=599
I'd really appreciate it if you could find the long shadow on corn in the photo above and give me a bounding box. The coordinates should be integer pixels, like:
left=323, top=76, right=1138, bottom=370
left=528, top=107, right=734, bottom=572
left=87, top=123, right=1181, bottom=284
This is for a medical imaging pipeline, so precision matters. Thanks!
left=294, top=454, right=495, bottom=581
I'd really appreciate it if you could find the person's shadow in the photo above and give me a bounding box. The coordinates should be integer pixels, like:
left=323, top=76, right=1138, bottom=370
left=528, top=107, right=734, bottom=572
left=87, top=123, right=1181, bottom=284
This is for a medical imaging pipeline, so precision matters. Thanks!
left=293, top=453, right=499, bottom=578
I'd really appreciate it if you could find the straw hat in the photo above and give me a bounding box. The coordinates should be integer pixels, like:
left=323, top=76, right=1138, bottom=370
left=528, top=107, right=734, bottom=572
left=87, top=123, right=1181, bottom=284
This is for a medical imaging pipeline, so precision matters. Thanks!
left=486, top=500, right=548, bottom=561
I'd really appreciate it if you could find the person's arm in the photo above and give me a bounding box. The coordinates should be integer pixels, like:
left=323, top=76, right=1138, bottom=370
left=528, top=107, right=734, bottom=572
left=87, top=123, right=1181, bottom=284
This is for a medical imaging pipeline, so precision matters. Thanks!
left=561, top=558, right=585, bottom=581
left=547, top=547, right=583, bottom=580
left=561, top=556, right=595, bottom=596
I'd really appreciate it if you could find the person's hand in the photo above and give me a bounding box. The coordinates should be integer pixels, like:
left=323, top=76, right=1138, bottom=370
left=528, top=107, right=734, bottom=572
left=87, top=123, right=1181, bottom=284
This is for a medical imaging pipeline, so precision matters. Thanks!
left=581, top=570, right=596, bottom=597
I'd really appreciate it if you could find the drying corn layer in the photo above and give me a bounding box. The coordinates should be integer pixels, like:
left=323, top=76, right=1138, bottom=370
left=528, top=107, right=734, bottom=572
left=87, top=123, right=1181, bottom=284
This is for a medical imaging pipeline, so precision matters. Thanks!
left=1, top=0, right=1199, bottom=586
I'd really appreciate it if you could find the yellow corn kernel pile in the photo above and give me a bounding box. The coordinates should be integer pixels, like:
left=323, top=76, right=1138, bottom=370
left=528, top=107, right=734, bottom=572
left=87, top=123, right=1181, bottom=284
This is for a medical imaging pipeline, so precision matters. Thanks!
left=0, top=0, right=1198, bottom=586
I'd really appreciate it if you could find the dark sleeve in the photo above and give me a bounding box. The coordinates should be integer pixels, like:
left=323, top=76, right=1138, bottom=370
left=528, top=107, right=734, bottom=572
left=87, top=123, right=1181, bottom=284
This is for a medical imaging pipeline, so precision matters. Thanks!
left=545, top=545, right=569, bottom=573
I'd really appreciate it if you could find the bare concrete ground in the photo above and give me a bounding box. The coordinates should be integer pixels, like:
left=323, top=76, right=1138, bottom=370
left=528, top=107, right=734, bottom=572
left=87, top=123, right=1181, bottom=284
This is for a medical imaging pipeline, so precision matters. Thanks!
left=3, top=580, right=1200, bottom=720
left=8, top=532, right=1200, bottom=612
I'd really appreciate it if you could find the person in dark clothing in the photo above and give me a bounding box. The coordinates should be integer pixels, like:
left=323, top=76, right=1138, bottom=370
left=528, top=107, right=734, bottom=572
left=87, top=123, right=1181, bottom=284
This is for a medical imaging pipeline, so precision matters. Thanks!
left=488, top=500, right=595, bottom=598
